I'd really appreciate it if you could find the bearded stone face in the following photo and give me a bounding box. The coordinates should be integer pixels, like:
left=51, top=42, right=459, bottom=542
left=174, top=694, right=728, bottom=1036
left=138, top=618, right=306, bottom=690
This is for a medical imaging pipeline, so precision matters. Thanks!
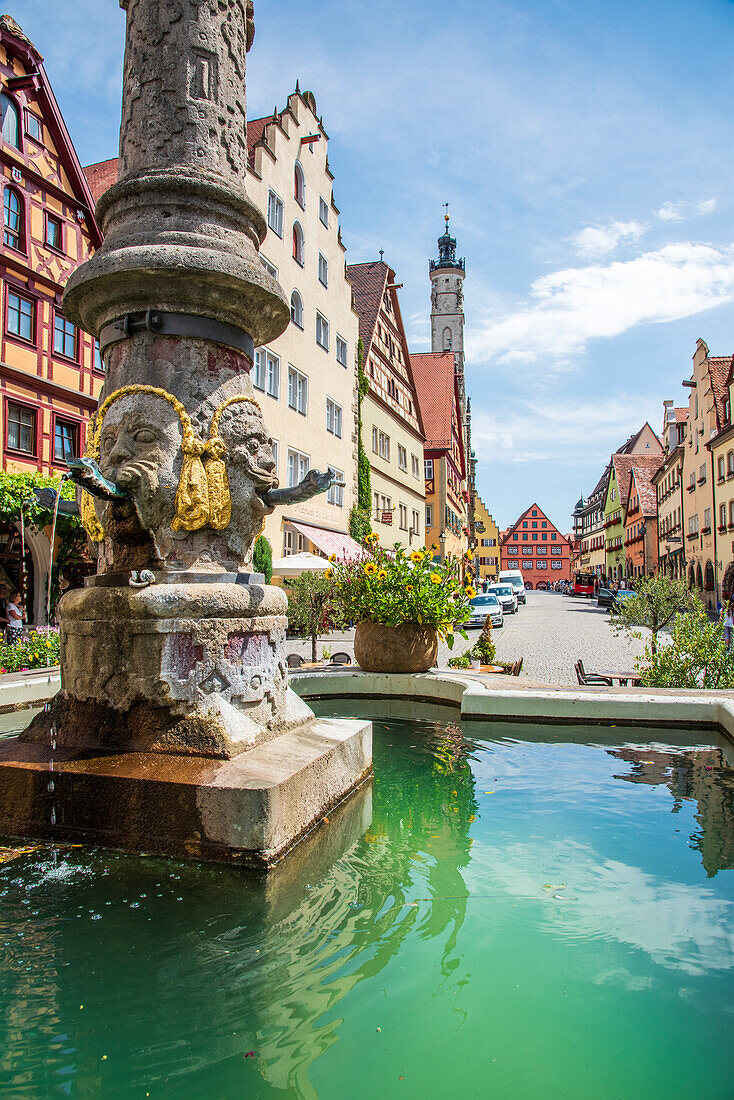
left=97, top=395, right=181, bottom=533
left=219, top=405, right=278, bottom=523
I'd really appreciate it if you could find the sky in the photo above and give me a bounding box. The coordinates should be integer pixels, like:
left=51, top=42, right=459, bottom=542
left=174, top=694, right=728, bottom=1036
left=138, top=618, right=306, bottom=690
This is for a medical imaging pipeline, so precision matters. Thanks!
left=11, top=0, right=734, bottom=530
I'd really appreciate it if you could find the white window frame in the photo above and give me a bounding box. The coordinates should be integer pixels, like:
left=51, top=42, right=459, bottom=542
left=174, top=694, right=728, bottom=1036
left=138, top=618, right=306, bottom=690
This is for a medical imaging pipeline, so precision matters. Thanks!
left=288, top=365, right=308, bottom=415
left=425, top=504, right=433, bottom=528
left=336, top=334, right=348, bottom=368
left=318, top=251, right=328, bottom=288
left=267, top=189, right=284, bottom=237
left=326, top=397, right=343, bottom=438
left=372, top=426, right=378, bottom=454
left=287, top=448, right=309, bottom=487
left=260, top=254, right=278, bottom=279
left=411, top=454, right=420, bottom=478
left=397, top=444, right=407, bottom=471
left=290, top=289, right=304, bottom=329
left=319, top=196, right=329, bottom=227
left=316, top=311, right=329, bottom=351
left=424, top=458, right=433, bottom=480
left=399, top=503, right=408, bottom=530
left=378, top=431, right=390, bottom=461
left=327, top=466, right=344, bottom=507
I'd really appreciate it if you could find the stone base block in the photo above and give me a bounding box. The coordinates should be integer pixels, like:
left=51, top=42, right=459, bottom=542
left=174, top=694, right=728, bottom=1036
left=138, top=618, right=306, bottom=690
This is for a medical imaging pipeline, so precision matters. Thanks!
left=0, top=717, right=372, bottom=867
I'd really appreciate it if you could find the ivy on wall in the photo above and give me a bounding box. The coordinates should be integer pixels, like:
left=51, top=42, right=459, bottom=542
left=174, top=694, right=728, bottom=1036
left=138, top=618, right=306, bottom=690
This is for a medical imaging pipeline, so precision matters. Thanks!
left=349, top=338, right=372, bottom=543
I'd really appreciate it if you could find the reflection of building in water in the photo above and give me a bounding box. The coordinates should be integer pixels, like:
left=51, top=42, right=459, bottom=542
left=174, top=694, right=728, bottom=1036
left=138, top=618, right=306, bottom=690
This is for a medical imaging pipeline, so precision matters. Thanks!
left=610, top=746, right=734, bottom=877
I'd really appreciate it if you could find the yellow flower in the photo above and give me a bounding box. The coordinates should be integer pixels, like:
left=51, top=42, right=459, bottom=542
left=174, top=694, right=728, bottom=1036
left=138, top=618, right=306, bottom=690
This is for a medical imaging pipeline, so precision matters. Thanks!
left=409, top=551, right=422, bottom=563
left=406, top=584, right=414, bottom=594
left=466, top=586, right=476, bottom=598
left=431, top=543, right=438, bottom=551
left=364, top=562, right=377, bottom=576
left=465, top=549, right=474, bottom=561
left=325, top=569, right=333, bottom=579
left=430, top=573, right=442, bottom=585
left=328, top=554, right=336, bottom=563
left=377, top=569, right=387, bottom=581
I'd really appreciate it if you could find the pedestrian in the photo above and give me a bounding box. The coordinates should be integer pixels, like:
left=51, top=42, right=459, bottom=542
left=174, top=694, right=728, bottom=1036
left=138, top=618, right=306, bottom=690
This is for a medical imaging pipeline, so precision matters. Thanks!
left=724, top=602, right=734, bottom=649
left=5, top=590, right=23, bottom=644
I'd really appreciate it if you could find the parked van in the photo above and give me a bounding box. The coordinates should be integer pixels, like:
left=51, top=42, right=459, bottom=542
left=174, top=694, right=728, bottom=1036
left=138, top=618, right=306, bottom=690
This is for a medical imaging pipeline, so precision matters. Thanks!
left=498, top=569, right=526, bottom=605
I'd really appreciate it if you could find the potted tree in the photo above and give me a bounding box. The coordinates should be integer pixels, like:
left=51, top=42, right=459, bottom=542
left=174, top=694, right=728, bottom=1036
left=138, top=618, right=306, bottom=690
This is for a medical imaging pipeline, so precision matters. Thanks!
left=328, top=535, right=472, bottom=673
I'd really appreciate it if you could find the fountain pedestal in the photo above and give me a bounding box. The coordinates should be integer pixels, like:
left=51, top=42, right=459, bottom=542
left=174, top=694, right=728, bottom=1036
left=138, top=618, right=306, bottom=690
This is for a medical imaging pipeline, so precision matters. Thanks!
left=0, top=0, right=372, bottom=865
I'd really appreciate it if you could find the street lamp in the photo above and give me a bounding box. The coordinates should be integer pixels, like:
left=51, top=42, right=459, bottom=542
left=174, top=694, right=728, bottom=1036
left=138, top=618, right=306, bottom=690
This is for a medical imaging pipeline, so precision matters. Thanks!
left=439, top=531, right=446, bottom=563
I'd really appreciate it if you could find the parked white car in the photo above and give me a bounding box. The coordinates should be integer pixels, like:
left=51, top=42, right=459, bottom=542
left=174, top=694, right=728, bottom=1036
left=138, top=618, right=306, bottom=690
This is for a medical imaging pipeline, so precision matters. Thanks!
left=498, top=569, right=526, bottom=605
left=467, top=592, right=504, bottom=628
left=489, top=583, right=518, bottom=615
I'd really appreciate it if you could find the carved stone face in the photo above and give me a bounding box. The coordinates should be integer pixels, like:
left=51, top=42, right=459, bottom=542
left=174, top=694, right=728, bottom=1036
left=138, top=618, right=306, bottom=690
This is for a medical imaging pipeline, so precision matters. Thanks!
left=97, top=395, right=181, bottom=533
left=219, top=403, right=278, bottom=523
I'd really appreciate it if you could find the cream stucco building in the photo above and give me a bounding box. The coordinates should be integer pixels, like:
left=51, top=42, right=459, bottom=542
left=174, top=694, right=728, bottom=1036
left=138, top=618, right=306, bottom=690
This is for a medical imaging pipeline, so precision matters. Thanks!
left=247, top=89, right=361, bottom=559
left=347, top=260, right=425, bottom=550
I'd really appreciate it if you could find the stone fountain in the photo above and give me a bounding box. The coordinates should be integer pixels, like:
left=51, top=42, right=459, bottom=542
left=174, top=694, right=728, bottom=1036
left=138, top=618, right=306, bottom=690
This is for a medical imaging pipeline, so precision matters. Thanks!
left=0, top=0, right=371, bottom=865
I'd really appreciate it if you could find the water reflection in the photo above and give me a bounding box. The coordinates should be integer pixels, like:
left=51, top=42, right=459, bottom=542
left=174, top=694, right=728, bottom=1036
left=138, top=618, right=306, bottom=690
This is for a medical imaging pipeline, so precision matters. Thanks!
left=609, top=745, right=734, bottom=876
left=0, top=719, right=478, bottom=1099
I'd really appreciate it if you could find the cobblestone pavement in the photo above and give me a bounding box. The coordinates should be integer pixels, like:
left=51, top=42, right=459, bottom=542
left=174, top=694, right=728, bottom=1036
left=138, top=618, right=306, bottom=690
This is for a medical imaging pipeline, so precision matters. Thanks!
left=486, top=589, right=646, bottom=685
left=285, top=590, right=646, bottom=685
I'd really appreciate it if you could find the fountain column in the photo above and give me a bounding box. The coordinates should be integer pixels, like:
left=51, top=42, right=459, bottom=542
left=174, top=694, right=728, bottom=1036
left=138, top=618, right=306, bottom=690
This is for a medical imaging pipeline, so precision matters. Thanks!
left=0, top=0, right=372, bottom=865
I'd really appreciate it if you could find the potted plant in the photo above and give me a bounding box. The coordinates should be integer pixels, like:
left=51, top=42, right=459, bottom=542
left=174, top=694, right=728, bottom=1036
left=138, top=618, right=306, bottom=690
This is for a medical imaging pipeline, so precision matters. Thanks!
left=328, top=536, right=473, bottom=673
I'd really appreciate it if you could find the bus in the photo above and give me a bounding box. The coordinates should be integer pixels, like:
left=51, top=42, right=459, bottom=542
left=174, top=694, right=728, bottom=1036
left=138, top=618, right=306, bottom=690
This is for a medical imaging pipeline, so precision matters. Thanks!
left=572, top=571, right=595, bottom=597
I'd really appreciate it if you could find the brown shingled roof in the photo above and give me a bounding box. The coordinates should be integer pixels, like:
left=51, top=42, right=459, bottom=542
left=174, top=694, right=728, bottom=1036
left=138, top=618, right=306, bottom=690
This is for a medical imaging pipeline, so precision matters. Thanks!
left=675, top=407, right=689, bottom=423
left=346, top=261, right=389, bottom=352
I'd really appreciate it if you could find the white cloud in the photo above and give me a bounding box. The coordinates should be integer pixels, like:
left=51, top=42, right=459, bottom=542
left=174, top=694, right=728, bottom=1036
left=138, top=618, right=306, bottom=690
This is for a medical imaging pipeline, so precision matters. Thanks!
left=570, top=220, right=646, bottom=257
left=657, top=201, right=685, bottom=222
left=468, top=241, right=734, bottom=368
left=471, top=395, right=659, bottom=466
left=656, top=197, right=717, bottom=222
left=697, top=196, right=718, bottom=216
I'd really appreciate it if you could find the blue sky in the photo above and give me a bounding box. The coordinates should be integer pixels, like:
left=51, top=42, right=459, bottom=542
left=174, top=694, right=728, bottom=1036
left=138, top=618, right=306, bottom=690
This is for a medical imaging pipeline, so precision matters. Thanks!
left=12, top=0, right=734, bottom=529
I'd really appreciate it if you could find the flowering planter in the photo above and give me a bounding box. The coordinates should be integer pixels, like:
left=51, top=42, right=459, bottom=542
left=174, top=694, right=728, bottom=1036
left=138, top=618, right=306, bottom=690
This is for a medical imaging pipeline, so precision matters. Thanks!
left=354, top=622, right=438, bottom=674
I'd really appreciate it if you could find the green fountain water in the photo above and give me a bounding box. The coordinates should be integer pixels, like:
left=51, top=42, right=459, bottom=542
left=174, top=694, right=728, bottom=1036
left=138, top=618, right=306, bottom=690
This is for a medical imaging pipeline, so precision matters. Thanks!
left=1, top=713, right=733, bottom=1098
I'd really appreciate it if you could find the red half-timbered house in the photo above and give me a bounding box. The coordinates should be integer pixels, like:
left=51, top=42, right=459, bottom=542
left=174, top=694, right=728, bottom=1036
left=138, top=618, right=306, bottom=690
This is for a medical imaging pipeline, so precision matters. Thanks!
left=0, top=16, right=102, bottom=621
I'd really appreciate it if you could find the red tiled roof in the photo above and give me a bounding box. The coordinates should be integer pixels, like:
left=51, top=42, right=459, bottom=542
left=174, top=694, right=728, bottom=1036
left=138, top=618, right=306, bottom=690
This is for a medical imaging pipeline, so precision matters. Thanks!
left=613, top=453, right=663, bottom=512
left=707, top=356, right=731, bottom=431
left=247, top=115, right=269, bottom=168
left=629, top=463, right=660, bottom=519
left=411, top=352, right=456, bottom=449
left=675, top=407, right=689, bottom=423
left=84, top=158, right=118, bottom=205
left=346, top=261, right=389, bottom=352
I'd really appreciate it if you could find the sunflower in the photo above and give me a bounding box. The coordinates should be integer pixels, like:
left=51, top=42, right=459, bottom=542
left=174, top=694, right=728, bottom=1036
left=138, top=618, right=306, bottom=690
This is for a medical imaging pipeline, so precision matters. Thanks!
left=409, top=551, right=422, bottom=563
left=465, top=549, right=474, bottom=561
left=430, top=573, right=442, bottom=585
left=431, top=543, right=438, bottom=551
left=328, top=554, right=336, bottom=563
left=325, top=569, right=333, bottom=579
left=405, top=584, right=414, bottom=594
left=465, top=586, right=477, bottom=598
left=377, top=569, right=388, bottom=581
left=364, top=561, right=377, bottom=576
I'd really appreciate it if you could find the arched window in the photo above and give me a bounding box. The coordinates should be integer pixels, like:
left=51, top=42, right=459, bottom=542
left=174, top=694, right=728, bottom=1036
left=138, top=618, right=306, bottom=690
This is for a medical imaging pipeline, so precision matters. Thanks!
left=294, top=161, right=305, bottom=207
left=728, top=450, right=734, bottom=475
left=443, top=326, right=452, bottom=351
left=3, top=187, right=23, bottom=250
left=729, top=500, right=734, bottom=527
left=688, top=564, right=695, bottom=589
left=718, top=455, right=725, bottom=480
left=696, top=563, right=703, bottom=591
left=705, top=560, right=715, bottom=592
left=0, top=93, right=20, bottom=149
left=290, top=289, right=303, bottom=329
left=292, top=221, right=304, bottom=265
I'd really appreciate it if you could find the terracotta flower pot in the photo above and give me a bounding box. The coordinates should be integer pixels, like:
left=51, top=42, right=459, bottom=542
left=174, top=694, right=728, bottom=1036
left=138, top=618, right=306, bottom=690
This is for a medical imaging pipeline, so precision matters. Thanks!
left=354, top=621, right=438, bottom=673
